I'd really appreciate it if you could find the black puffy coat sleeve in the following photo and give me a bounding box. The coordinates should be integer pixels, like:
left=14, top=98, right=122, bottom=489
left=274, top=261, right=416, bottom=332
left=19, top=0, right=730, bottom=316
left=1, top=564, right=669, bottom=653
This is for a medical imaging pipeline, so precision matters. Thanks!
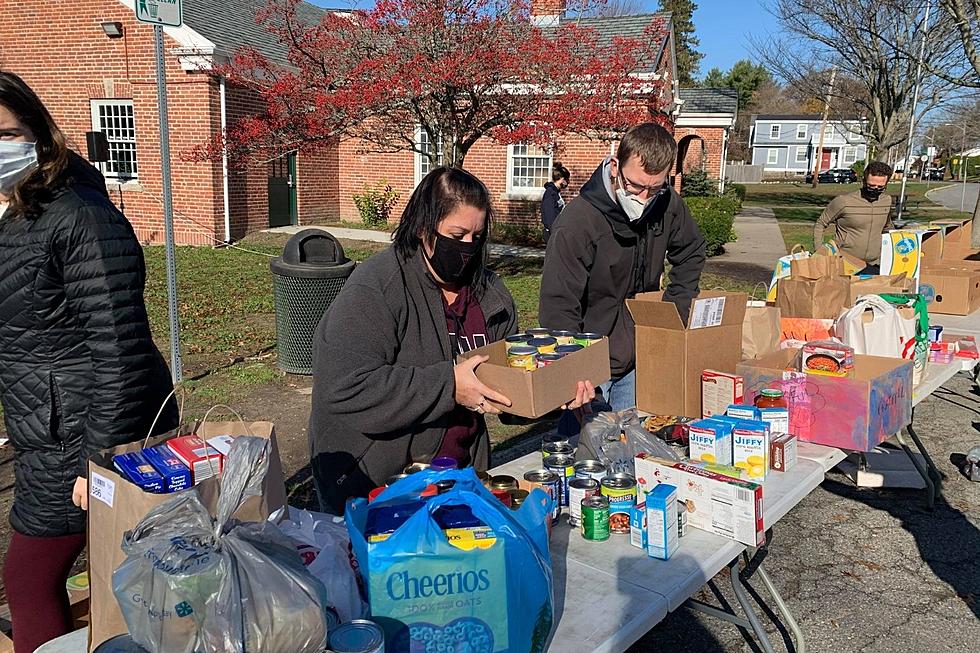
left=661, top=199, right=707, bottom=325
left=54, top=204, right=169, bottom=476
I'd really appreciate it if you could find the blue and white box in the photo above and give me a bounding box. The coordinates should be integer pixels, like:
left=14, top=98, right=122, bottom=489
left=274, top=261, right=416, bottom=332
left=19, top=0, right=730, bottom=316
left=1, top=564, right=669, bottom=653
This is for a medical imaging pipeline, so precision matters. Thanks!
left=112, top=451, right=164, bottom=493
left=726, top=404, right=761, bottom=422
left=688, top=418, right=734, bottom=465
left=142, top=444, right=192, bottom=493
left=646, top=484, right=679, bottom=560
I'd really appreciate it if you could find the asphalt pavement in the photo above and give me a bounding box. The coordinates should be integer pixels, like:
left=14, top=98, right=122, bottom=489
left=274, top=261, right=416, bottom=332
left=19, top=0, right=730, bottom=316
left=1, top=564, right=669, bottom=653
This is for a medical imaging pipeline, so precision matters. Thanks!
left=926, top=182, right=978, bottom=215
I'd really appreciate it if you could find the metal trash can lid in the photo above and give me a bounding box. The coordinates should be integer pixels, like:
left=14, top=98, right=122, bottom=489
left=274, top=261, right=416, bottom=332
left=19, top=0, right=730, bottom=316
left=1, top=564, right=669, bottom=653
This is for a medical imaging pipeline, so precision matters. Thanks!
left=271, top=228, right=356, bottom=279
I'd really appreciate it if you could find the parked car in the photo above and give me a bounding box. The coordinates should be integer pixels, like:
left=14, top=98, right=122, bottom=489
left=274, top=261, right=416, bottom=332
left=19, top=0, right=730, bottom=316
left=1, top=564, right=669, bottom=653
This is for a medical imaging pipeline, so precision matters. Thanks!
left=924, top=167, right=945, bottom=181
left=805, top=168, right=858, bottom=184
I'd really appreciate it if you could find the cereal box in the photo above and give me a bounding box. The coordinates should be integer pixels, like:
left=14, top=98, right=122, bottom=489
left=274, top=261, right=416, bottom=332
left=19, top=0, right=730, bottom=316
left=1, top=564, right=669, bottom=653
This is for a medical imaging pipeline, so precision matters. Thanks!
left=758, top=407, right=789, bottom=434
left=645, top=485, right=679, bottom=560
left=688, top=418, right=734, bottom=465
left=732, top=420, right=770, bottom=481
left=726, top=404, right=761, bottom=421
left=701, top=370, right=744, bottom=418
left=635, top=454, right=764, bottom=547
left=770, top=433, right=798, bottom=472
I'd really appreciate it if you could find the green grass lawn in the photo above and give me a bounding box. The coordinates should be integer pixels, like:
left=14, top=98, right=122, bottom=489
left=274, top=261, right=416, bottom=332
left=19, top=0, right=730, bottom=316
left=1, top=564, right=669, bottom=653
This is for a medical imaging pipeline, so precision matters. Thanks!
left=743, top=181, right=935, bottom=207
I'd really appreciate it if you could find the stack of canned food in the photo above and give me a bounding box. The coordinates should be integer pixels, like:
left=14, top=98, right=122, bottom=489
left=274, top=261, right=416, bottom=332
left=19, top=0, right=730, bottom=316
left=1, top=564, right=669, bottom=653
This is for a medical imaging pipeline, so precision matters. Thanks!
left=505, top=328, right=602, bottom=370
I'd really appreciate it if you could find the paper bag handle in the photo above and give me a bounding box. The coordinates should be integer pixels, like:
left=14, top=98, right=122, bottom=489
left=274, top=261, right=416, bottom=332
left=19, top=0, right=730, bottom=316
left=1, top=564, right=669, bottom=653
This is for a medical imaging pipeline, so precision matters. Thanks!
left=195, top=404, right=254, bottom=477
left=790, top=243, right=807, bottom=255
left=142, top=384, right=187, bottom=448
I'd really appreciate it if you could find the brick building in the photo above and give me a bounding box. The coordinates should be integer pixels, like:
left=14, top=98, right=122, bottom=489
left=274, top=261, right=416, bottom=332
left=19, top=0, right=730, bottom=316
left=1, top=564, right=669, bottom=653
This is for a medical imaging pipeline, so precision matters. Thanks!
left=0, top=0, right=736, bottom=245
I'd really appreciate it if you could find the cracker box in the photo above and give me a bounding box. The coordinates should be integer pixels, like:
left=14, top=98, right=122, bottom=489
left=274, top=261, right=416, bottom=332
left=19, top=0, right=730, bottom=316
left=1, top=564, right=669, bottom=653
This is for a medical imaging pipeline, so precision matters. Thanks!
left=701, top=370, right=744, bottom=418
left=645, top=484, right=679, bottom=560
left=630, top=503, right=647, bottom=550
left=635, top=454, right=764, bottom=547
left=732, top=420, right=770, bottom=481
left=758, top=406, right=789, bottom=434
left=688, top=418, right=734, bottom=465
left=141, top=444, right=192, bottom=493
left=727, top=404, right=761, bottom=421
left=112, top=451, right=164, bottom=493
left=167, top=435, right=223, bottom=484
left=770, top=433, right=798, bottom=472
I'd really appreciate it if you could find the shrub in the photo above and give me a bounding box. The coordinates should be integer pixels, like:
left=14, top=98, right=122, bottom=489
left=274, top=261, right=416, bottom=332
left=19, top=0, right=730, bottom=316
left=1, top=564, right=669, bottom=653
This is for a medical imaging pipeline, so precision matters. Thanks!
left=725, top=183, right=746, bottom=204
left=851, top=160, right=866, bottom=178
left=491, top=222, right=544, bottom=247
left=680, top=168, right=717, bottom=197
left=686, top=196, right=738, bottom=257
left=352, top=180, right=399, bottom=228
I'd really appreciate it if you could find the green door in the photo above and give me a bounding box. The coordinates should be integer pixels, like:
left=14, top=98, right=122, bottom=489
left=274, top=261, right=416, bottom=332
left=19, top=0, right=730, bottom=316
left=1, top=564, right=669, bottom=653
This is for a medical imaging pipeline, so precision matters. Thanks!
left=268, top=152, right=298, bottom=227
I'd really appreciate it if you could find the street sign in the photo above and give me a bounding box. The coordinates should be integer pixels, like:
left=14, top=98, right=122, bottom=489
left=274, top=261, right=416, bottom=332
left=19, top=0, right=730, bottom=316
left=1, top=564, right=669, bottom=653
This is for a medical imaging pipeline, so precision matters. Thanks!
left=135, top=0, right=182, bottom=27
left=920, top=154, right=929, bottom=162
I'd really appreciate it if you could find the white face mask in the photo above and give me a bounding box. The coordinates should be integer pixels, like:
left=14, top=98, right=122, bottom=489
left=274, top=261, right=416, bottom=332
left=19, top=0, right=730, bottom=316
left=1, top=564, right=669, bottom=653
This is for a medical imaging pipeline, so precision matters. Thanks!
left=0, top=141, right=38, bottom=196
left=615, top=186, right=648, bottom=221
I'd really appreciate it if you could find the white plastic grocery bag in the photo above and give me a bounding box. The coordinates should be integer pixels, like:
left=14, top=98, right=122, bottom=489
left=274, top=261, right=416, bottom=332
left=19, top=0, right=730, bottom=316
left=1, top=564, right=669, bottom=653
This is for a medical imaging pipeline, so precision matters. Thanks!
left=834, top=295, right=914, bottom=358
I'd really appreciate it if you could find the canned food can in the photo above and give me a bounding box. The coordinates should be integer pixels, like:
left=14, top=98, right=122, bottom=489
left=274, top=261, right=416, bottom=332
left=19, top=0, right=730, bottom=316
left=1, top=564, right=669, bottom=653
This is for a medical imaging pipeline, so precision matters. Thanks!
left=573, top=459, right=607, bottom=482
left=567, top=477, right=599, bottom=527
left=386, top=473, right=409, bottom=486
left=542, top=441, right=575, bottom=461
left=504, top=333, right=532, bottom=351
left=489, top=474, right=518, bottom=492
left=508, top=488, right=529, bottom=509
left=527, top=336, right=558, bottom=354
left=601, top=473, right=637, bottom=535
left=435, top=479, right=456, bottom=494
left=678, top=504, right=688, bottom=537
left=524, top=469, right=561, bottom=524
left=543, top=453, right=576, bottom=507
left=403, top=462, right=429, bottom=475
left=330, top=619, right=385, bottom=653
left=573, top=332, right=603, bottom=347
left=536, top=353, right=563, bottom=367
left=549, top=329, right=577, bottom=346
left=581, top=495, right=610, bottom=541
left=507, top=345, right=538, bottom=370
left=555, top=343, right=584, bottom=355
left=542, top=433, right=571, bottom=448
left=526, top=327, right=551, bottom=338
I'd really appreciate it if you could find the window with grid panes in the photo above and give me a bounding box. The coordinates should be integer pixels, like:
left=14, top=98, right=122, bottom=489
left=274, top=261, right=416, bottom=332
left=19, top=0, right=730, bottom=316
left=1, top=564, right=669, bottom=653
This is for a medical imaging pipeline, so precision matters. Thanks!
left=417, top=129, right=443, bottom=182
left=509, top=143, right=552, bottom=191
left=91, top=100, right=138, bottom=180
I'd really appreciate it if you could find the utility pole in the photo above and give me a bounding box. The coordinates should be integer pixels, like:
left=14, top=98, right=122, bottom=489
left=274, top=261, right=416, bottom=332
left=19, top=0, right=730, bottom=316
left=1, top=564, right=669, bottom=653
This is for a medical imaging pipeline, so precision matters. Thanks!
left=812, top=66, right=837, bottom=189
left=897, top=2, right=931, bottom=222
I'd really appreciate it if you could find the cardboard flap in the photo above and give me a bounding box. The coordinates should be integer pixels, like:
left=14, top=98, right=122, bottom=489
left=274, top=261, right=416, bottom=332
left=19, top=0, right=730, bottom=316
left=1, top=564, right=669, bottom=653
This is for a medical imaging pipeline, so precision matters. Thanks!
left=699, top=291, right=748, bottom=326
left=627, top=293, right=685, bottom=329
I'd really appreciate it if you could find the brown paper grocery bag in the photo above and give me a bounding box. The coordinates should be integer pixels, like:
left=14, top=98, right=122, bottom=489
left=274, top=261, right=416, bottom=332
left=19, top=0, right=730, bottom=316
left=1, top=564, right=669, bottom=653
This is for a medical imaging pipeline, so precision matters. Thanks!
left=86, top=421, right=287, bottom=652
left=776, top=275, right=850, bottom=319
left=742, top=301, right=782, bottom=359
left=848, top=273, right=913, bottom=304
left=790, top=253, right=845, bottom=279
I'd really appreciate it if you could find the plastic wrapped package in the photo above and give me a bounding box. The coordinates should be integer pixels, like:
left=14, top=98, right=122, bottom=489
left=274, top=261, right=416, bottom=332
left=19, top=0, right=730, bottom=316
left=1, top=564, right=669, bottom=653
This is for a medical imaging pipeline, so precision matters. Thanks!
left=581, top=409, right=681, bottom=475
left=112, top=437, right=328, bottom=653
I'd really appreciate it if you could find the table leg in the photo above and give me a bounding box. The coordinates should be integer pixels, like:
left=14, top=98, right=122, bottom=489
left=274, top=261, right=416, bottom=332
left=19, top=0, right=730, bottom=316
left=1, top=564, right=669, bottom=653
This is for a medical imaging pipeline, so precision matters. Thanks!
left=895, top=427, right=936, bottom=510
left=728, top=557, right=778, bottom=653
left=751, top=557, right=807, bottom=653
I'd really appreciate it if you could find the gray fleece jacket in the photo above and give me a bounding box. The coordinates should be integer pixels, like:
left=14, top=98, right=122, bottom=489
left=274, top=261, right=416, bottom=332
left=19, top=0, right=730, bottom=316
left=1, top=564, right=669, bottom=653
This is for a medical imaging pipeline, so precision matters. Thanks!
left=308, top=246, right=518, bottom=513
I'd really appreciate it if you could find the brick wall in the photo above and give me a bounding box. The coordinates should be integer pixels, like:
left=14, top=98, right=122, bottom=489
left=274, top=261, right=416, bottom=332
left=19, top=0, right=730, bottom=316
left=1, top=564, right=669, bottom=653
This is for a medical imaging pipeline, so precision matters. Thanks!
left=675, top=126, right=726, bottom=183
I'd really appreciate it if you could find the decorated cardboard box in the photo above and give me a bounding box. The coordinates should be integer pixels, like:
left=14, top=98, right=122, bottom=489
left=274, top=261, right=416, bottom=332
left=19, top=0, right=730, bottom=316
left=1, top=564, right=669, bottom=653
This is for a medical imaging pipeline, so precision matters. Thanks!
left=736, top=349, right=912, bottom=452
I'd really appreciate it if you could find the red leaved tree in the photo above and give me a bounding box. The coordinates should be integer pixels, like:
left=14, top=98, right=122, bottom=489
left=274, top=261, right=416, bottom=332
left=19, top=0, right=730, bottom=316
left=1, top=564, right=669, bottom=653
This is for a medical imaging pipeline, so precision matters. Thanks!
left=202, top=0, right=673, bottom=169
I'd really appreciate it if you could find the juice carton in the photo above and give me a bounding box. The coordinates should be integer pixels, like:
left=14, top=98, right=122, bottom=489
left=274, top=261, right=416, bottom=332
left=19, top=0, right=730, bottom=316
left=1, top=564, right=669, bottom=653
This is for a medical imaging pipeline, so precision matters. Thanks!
left=732, top=419, right=769, bottom=481
left=645, top=484, right=679, bottom=560
left=688, top=418, right=734, bottom=466
left=727, top=404, right=761, bottom=422
left=630, top=503, right=647, bottom=550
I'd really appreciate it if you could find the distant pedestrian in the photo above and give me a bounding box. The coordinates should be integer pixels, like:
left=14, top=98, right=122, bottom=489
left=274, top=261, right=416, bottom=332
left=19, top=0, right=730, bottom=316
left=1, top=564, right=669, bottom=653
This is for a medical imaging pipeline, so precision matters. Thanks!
left=813, top=160, right=894, bottom=274
left=541, top=162, right=570, bottom=244
left=0, top=71, right=177, bottom=653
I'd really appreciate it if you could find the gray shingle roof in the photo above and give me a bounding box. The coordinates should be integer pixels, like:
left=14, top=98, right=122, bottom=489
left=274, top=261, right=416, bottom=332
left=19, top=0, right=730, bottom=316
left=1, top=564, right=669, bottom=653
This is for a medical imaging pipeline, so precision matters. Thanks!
left=678, top=87, right=737, bottom=115
left=182, top=0, right=332, bottom=64
left=545, top=13, right=670, bottom=74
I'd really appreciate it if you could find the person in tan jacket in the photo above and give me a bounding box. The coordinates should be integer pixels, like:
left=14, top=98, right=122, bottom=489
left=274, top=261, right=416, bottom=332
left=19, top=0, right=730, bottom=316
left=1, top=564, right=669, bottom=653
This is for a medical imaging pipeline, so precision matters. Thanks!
left=812, top=160, right=894, bottom=273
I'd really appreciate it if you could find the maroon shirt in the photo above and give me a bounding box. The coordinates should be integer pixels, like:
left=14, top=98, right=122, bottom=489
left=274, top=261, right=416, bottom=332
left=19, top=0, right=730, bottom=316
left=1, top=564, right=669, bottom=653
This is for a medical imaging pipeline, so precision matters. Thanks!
left=438, top=285, right=488, bottom=466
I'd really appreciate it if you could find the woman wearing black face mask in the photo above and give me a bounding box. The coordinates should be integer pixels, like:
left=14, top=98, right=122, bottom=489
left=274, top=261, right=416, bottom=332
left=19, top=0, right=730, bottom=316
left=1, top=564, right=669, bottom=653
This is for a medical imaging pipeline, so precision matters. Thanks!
left=308, top=167, right=594, bottom=514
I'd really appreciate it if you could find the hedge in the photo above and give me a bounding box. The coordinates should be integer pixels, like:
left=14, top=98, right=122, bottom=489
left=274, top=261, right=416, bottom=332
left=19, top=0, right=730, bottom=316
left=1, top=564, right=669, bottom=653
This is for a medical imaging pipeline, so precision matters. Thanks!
left=685, top=196, right=739, bottom=257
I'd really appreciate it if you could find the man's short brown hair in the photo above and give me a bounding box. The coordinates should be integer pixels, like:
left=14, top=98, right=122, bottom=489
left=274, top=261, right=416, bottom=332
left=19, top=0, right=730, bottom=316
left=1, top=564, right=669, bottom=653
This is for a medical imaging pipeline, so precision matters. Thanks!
left=617, top=123, right=677, bottom=175
left=864, top=160, right=892, bottom=180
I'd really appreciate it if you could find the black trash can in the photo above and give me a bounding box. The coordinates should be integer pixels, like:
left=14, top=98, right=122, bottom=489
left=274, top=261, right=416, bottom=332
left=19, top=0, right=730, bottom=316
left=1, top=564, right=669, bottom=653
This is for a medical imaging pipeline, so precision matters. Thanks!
left=271, top=229, right=355, bottom=374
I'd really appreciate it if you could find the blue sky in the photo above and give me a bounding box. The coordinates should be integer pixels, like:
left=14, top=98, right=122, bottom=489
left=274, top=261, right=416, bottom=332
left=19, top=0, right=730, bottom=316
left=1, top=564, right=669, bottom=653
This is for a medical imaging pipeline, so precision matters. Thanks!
left=308, top=0, right=776, bottom=80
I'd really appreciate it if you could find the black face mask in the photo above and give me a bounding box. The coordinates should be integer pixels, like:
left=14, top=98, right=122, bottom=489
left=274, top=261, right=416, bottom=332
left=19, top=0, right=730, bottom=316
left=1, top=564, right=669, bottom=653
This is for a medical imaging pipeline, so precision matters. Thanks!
left=424, top=232, right=482, bottom=286
left=862, top=185, right=884, bottom=201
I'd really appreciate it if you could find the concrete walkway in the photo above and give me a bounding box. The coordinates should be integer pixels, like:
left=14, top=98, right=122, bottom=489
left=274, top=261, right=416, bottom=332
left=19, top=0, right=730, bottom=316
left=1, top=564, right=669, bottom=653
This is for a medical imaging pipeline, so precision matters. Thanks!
left=703, top=206, right=786, bottom=287
left=265, top=224, right=546, bottom=258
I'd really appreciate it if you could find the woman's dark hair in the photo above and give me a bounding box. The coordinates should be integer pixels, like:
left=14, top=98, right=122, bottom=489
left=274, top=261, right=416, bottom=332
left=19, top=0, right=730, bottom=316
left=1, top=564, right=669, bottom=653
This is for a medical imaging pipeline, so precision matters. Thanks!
left=551, top=162, right=570, bottom=183
left=0, top=71, right=70, bottom=219
left=393, top=166, right=494, bottom=286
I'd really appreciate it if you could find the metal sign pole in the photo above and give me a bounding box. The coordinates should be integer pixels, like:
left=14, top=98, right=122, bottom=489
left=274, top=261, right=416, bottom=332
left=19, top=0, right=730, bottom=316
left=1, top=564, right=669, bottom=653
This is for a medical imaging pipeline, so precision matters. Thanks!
left=154, top=24, right=183, bottom=383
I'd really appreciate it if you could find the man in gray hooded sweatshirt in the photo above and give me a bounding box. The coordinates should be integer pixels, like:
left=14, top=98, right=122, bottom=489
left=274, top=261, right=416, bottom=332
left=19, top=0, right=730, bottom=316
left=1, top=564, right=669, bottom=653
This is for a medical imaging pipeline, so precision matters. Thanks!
left=539, top=122, right=706, bottom=411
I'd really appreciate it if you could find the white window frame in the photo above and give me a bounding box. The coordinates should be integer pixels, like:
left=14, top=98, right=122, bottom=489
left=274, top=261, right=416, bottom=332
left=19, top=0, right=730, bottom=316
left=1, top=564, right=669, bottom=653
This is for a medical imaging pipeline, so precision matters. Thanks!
left=823, top=123, right=835, bottom=140
left=843, top=146, right=856, bottom=164
left=770, top=124, right=781, bottom=139
left=767, top=148, right=779, bottom=165
left=90, top=99, right=138, bottom=181
left=506, top=142, right=553, bottom=194
left=795, top=146, right=808, bottom=163
left=796, top=124, right=807, bottom=139
left=414, top=127, right=443, bottom=186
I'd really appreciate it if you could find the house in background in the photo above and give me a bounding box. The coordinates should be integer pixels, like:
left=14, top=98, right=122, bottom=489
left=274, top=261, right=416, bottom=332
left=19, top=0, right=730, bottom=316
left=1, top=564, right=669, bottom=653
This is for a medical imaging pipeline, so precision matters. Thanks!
left=750, top=115, right=868, bottom=177
left=1, top=0, right=734, bottom=245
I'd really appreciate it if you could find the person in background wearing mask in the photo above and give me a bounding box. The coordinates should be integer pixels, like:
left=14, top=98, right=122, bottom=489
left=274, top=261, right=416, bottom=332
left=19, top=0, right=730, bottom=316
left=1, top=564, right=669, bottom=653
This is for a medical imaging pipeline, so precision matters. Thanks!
left=813, top=160, right=894, bottom=274
left=539, top=122, right=706, bottom=413
left=309, top=167, right=594, bottom=514
left=0, top=71, right=177, bottom=653
left=541, top=162, right=570, bottom=244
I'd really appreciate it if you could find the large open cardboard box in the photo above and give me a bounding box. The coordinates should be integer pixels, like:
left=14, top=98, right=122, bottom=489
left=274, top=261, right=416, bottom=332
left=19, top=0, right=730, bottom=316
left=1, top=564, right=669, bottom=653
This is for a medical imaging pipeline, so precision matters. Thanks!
left=628, top=291, right=746, bottom=418
left=920, top=265, right=980, bottom=315
left=460, top=339, right=611, bottom=418
left=737, top=349, right=912, bottom=452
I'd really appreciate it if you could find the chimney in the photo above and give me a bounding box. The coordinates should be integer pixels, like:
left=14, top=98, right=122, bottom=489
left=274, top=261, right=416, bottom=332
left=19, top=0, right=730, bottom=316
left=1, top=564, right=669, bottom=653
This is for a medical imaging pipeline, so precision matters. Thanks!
left=531, top=0, right=566, bottom=27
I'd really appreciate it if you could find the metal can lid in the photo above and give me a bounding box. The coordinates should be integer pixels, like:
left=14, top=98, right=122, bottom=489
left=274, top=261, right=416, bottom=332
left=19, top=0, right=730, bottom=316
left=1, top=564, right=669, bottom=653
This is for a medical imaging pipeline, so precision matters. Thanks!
left=507, top=345, right=538, bottom=356
left=537, top=353, right=564, bottom=362
left=760, top=388, right=784, bottom=398
left=568, top=477, right=600, bottom=490
left=574, top=459, right=606, bottom=472
left=524, top=469, right=559, bottom=483
left=542, top=442, right=574, bottom=454
left=601, top=473, right=637, bottom=490
left=435, top=479, right=456, bottom=493
left=526, top=327, right=551, bottom=335
left=583, top=495, right=609, bottom=508
left=543, top=454, right=576, bottom=467
left=489, top=474, right=518, bottom=489
left=555, top=344, right=584, bottom=354
left=508, top=488, right=529, bottom=507
left=505, top=333, right=531, bottom=343
left=575, top=332, right=603, bottom=339
left=549, top=329, right=576, bottom=337
left=330, top=619, right=385, bottom=652
left=404, top=462, right=429, bottom=474
left=527, top=336, right=558, bottom=347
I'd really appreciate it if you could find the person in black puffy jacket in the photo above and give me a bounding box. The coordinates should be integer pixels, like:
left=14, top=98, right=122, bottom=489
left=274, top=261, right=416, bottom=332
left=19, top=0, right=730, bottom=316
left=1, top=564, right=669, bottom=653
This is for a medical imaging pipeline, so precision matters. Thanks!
left=0, top=72, right=177, bottom=653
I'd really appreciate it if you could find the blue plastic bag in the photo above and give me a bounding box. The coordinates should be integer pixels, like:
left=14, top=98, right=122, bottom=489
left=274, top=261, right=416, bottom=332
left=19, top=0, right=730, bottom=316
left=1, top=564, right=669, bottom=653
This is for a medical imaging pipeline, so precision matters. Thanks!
left=346, top=468, right=554, bottom=653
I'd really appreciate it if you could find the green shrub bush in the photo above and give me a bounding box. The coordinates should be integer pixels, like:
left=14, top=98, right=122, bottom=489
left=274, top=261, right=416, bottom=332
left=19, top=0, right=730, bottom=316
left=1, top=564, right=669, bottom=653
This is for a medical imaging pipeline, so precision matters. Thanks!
left=686, top=196, right=738, bottom=256
left=491, top=222, right=544, bottom=247
left=851, top=160, right=866, bottom=178
left=353, top=180, right=399, bottom=228
left=725, top=183, right=746, bottom=203
left=681, top=168, right=716, bottom=197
